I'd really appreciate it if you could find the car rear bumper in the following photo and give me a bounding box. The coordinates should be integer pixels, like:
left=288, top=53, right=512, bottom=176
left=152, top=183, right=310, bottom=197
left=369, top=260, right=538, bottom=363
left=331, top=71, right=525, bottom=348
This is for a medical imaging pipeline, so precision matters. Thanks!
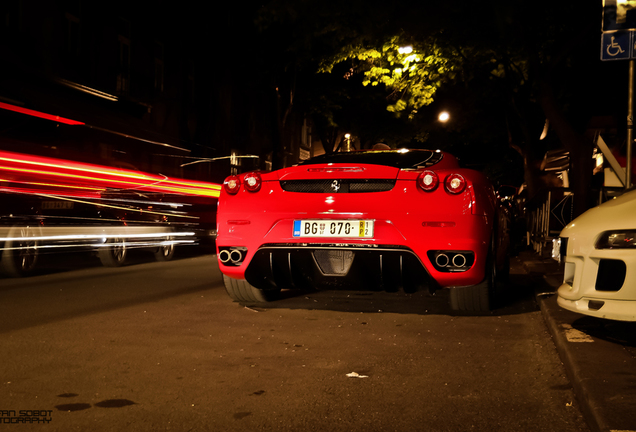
left=219, top=239, right=489, bottom=290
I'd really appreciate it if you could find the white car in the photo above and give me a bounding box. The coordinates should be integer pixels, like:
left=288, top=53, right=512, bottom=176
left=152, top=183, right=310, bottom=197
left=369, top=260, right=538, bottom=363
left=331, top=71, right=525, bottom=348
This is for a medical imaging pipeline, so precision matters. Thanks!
left=554, top=189, right=636, bottom=321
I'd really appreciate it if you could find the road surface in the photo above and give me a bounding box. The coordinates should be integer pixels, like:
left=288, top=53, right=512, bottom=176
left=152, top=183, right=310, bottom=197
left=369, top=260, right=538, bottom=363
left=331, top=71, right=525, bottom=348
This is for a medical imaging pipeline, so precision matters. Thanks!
left=0, top=251, right=589, bottom=431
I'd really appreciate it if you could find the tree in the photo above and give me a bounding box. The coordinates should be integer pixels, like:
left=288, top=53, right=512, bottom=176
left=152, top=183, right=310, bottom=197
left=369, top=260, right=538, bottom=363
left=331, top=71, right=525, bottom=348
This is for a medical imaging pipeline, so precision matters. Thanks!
left=255, top=0, right=440, bottom=159
left=257, top=0, right=618, bottom=215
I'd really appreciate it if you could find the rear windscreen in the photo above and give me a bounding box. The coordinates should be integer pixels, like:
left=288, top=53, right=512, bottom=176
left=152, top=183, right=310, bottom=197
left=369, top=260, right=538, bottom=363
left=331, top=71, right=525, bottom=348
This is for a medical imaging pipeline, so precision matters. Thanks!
left=298, top=150, right=443, bottom=169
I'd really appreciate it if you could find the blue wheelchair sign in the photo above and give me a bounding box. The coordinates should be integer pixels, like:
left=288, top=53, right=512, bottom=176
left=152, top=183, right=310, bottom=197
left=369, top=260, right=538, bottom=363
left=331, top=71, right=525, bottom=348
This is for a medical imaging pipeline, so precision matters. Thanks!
left=601, top=31, right=632, bottom=61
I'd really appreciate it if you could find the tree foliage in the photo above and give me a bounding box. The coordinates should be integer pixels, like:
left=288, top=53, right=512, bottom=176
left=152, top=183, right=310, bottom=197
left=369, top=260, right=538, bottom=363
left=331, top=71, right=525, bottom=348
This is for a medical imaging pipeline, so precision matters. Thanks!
left=256, top=0, right=616, bottom=212
left=319, top=36, right=458, bottom=119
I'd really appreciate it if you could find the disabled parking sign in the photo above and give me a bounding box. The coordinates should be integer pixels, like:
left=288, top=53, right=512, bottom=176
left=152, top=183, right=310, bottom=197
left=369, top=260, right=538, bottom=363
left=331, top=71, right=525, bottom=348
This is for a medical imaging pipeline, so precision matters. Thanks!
left=601, top=31, right=632, bottom=61
left=601, top=1, right=636, bottom=61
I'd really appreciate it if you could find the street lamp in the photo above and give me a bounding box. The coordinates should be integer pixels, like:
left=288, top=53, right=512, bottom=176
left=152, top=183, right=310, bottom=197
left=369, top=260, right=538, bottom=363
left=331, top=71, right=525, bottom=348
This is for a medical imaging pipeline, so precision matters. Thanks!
left=438, top=111, right=450, bottom=122
left=343, top=134, right=352, bottom=152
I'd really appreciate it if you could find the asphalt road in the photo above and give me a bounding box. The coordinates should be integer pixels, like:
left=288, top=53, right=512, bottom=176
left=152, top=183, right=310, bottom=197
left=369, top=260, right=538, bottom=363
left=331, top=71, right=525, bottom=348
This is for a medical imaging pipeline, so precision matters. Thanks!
left=0, top=250, right=589, bottom=431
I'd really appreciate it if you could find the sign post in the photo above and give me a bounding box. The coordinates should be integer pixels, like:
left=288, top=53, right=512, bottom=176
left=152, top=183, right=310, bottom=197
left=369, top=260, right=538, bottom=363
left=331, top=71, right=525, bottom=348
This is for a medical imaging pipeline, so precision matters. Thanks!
left=629, top=61, right=634, bottom=188
left=602, top=0, right=636, bottom=189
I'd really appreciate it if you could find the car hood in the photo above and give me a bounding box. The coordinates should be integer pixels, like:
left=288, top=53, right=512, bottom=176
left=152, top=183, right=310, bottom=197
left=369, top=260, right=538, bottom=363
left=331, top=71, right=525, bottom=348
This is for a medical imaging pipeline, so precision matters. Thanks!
left=561, top=189, right=636, bottom=237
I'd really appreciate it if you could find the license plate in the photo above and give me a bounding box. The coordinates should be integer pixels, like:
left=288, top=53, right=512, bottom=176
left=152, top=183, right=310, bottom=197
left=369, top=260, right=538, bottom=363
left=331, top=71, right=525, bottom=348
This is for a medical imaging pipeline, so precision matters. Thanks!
left=41, top=201, right=74, bottom=210
left=293, top=220, right=374, bottom=238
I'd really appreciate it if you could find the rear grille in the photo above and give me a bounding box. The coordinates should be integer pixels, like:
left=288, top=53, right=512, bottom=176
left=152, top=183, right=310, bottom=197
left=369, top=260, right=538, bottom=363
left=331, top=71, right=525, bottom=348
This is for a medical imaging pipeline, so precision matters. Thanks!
left=313, top=250, right=355, bottom=275
left=243, top=244, right=432, bottom=293
left=280, top=179, right=395, bottom=193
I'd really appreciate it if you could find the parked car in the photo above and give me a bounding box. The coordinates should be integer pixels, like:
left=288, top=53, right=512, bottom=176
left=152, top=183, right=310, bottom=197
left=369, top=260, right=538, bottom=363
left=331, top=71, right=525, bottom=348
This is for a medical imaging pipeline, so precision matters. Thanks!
left=216, top=148, right=510, bottom=311
left=554, top=189, right=636, bottom=321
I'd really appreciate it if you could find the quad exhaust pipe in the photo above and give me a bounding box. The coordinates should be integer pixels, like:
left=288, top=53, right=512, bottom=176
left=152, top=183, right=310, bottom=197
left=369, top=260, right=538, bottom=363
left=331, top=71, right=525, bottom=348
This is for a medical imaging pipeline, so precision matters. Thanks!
left=435, top=253, right=450, bottom=268
left=452, top=253, right=466, bottom=268
left=219, top=249, right=231, bottom=263
left=230, top=249, right=243, bottom=263
left=219, top=247, right=246, bottom=265
left=430, top=250, right=473, bottom=272
left=434, top=252, right=466, bottom=268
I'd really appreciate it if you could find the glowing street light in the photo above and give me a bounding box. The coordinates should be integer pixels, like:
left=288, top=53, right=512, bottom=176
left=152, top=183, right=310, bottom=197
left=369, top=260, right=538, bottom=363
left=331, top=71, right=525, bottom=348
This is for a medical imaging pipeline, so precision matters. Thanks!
left=438, top=111, right=450, bottom=122
left=398, top=46, right=413, bottom=54
left=343, top=133, right=352, bottom=151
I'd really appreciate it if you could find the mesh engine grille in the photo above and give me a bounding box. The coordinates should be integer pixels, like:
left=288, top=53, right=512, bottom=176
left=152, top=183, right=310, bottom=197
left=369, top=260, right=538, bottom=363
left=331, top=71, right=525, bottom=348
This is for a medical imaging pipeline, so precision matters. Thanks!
left=313, top=250, right=355, bottom=276
left=280, top=179, right=395, bottom=193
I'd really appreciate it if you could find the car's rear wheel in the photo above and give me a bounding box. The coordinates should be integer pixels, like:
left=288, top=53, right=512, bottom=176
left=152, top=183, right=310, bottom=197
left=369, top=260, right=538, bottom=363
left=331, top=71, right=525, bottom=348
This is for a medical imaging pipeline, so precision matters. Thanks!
left=1, top=224, right=41, bottom=277
left=98, top=237, right=127, bottom=267
left=223, top=274, right=281, bottom=302
left=449, top=242, right=497, bottom=312
left=449, top=278, right=491, bottom=312
left=154, top=237, right=175, bottom=262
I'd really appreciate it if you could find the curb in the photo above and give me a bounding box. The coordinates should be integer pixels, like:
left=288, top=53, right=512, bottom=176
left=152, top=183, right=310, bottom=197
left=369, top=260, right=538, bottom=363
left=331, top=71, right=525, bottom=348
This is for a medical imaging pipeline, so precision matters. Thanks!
left=535, top=291, right=604, bottom=432
left=522, top=251, right=636, bottom=432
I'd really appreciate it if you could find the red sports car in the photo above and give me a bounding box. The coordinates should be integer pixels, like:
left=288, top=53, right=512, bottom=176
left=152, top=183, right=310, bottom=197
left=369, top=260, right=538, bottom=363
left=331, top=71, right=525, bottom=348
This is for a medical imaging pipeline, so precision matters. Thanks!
left=216, top=149, right=510, bottom=311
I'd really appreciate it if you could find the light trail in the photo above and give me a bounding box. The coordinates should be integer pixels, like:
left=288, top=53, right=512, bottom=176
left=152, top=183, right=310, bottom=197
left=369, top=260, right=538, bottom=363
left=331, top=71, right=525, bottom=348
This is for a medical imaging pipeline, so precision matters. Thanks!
left=0, top=150, right=222, bottom=198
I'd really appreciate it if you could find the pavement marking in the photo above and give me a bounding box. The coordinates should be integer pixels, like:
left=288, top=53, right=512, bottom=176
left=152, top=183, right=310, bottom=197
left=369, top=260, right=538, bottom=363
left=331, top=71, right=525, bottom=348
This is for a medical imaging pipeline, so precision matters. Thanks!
left=561, top=324, right=594, bottom=343
left=346, top=372, right=369, bottom=378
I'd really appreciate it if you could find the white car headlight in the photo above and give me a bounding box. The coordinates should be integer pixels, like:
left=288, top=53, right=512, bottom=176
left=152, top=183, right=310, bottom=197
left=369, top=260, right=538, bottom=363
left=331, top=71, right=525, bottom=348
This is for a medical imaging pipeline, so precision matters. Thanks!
left=596, top=230, right=636, bottom=249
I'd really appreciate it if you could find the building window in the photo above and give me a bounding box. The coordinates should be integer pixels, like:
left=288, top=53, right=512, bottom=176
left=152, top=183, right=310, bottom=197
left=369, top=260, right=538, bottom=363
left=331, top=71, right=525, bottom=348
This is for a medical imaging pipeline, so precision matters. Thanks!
left=65, top=12, right=80, bottom=56
left=186, top=61, right=195, bottom=105
left=116, top=17, right=131, bottom=94
left=2, top=1, right=22, bottom=35
left=230, top=150, right=241, bottom=175
left=300, top=117, right=312, bottom=160
left=154, top=41, right=164, bottom=93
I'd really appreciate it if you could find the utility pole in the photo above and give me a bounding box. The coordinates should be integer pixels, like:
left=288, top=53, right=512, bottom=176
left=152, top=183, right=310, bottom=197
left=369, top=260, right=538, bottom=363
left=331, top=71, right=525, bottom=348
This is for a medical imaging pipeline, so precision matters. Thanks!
left=627, top=59, right=634, bottom=189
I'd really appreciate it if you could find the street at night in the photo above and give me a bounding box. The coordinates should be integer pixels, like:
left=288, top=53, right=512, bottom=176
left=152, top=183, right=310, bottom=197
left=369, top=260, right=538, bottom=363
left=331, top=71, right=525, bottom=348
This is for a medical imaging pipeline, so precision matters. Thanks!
left=4, top=2, right=636, bottom=431
left=1, top=251, right=589, bottom=431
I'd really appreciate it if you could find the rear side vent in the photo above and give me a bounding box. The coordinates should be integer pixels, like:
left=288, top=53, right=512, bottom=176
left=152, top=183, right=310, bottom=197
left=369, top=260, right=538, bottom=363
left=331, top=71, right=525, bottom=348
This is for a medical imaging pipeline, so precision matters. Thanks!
left=595, top=259, right=626, bottom=291
left=280, top=179, right=395, bottom=193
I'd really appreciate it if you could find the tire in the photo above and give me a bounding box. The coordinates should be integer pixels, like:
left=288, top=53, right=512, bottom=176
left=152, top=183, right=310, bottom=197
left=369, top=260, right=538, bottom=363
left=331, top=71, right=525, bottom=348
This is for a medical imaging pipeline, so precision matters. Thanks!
left=154, top=237, right=175, bottom=262
left=449, top=279, right=491, bottom=312
left=449, top=243, right=497, bottom=312
left=223, top=274, right=281, bottom=302
left=98, top=237, right=127, bottom=267
left=1, top=224, right=41, bottom=277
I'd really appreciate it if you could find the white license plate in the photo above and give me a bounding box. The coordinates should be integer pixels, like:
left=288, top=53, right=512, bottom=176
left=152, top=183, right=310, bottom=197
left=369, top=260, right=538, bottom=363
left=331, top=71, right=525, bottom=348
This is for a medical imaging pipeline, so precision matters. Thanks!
left=293, top=220, right=374, bottom=238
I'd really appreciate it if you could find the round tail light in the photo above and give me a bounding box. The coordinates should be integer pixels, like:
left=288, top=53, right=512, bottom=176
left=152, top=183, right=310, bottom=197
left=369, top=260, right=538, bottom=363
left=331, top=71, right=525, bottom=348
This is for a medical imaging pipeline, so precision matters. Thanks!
left=242, top=172, right=262, bottom=192
left=417, top=170, right=439, bottom=192
left=445, top=174, right=466, bottom=194
left=223, top=175, right=241, bottom=195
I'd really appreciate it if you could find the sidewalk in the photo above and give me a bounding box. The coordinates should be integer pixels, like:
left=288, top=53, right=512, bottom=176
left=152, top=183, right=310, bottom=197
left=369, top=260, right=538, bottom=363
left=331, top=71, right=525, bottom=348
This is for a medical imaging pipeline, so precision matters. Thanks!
left=519, top=249, right=636, bottom=432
